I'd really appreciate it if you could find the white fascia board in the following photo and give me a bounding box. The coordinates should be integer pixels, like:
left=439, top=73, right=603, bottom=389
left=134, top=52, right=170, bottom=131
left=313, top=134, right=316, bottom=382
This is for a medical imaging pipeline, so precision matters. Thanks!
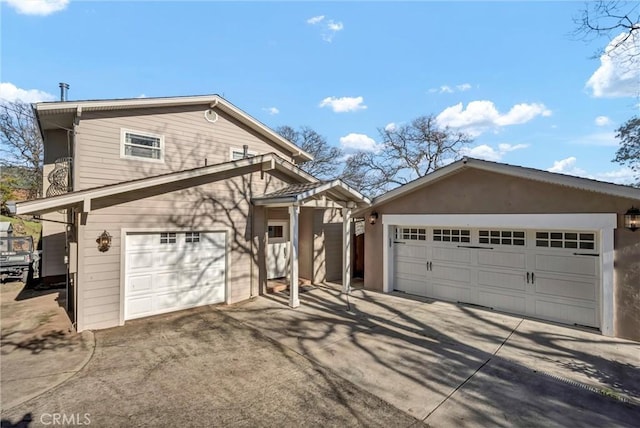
left=36, top=95, right=314, bottom=162
left=382, top=213, right=618, bottom=230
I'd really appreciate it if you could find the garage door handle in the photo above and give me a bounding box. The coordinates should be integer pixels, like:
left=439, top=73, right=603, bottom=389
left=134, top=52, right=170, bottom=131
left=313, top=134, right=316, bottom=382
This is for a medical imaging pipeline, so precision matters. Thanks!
left=394, top=241, right=406, bottom=244
left=526, top=272, right=530, bottom=283
left=531, top=272, right=535, bottom=284
left=573, top=252, right=599, bottom=257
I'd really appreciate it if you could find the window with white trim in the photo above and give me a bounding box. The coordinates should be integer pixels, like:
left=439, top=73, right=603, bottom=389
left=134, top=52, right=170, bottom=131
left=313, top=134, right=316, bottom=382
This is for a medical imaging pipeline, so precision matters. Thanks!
left=535, top=231, right=596, bottom=250
left=160, top=232, right=176, bottom=244
left=230, top=147, right=258, bottom=160
left=185, top=232, right=200, bottom=243
left=268, top=225, right=284, bottom=239
left=395, top=227, right=427, bottom=241
left=122, top=129, right=164, bottom=161
left=479, top=230, right=525, bottom=246
left=433, top=229, right=470, bottom=243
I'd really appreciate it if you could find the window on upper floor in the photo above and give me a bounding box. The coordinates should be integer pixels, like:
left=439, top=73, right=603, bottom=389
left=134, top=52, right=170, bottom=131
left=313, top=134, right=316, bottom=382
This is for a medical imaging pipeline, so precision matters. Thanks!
left=230, top=147, right=258, bottom=161
left=121, top=129, right=164, bottom=162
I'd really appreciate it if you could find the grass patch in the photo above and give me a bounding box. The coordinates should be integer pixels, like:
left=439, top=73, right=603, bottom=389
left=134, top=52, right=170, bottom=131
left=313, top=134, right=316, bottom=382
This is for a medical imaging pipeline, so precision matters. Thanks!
left=1, top=214, right=42, bottom=248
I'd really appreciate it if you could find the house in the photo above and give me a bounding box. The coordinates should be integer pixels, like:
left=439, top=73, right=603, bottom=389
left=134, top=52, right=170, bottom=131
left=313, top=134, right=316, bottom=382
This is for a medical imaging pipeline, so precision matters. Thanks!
left=15, top=95, right=368, bottom=331
left=357, top=158, right=640, bottom=341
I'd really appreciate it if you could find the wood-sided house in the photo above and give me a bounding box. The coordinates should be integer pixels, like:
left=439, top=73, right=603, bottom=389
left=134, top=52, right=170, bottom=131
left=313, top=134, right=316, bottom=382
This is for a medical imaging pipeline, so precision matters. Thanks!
left=16, top=95, right=368, bottom=331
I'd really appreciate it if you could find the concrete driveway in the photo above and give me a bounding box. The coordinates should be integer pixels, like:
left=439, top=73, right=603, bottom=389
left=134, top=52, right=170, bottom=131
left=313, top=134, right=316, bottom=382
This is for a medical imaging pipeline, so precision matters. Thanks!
left=222, top=285, right=640, bottom=427
left=1, top=303, right=419, bottom=427
left=1, top=284, right=638, bottom=427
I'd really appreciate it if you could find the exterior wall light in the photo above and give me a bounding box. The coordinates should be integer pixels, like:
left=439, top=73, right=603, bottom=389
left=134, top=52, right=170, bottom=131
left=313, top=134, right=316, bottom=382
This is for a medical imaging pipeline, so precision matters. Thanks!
left=96, top=230, right=112, bottom=252
left=369, top=211, right=379, bottom=225
left=624, top=207, right=639, bottom=232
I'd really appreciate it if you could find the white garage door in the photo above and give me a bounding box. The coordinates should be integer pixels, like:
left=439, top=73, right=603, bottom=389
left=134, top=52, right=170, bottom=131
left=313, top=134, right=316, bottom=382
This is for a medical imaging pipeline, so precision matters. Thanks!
left=393, top=227, right=600, bottom=328
left=125, top=231, right=226, bottom=320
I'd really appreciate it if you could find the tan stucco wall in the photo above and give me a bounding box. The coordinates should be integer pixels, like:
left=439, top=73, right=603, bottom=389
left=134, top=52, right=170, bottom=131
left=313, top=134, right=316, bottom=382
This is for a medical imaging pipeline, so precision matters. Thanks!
left=364, top=168, right=640, bottom=341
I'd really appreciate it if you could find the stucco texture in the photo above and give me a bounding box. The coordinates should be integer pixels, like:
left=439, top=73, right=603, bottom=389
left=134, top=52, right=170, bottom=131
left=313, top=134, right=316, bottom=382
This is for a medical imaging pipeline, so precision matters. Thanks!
left=364, top=168, right=640, bottom=341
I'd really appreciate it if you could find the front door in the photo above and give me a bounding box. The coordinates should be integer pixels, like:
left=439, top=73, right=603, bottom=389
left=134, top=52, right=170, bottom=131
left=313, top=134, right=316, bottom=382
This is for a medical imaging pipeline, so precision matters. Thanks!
left=267, top=221, right=289, bottom=279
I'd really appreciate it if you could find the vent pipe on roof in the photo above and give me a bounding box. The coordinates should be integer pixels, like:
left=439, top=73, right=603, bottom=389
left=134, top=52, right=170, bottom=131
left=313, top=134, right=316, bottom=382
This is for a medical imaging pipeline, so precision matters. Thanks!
left=243, top=144, right=249, bottom=159
left=59, top=82, right=69, bottom=101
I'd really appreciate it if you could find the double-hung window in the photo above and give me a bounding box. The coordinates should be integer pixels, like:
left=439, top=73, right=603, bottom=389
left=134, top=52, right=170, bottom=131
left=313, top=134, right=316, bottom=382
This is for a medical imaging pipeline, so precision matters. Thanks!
left=121, top=129, right=164, bottom=162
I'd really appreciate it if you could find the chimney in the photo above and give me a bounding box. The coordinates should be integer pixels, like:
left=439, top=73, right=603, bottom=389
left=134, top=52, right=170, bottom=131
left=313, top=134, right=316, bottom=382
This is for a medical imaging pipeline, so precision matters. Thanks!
left=59, top=82, right=69, bottom=101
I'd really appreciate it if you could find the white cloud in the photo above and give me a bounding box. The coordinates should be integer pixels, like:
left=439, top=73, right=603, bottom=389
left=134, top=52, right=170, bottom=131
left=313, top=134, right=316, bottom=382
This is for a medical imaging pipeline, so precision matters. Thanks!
left=547, top=157, right=587, bottom=175
left=567, top=131, right=617, bottom=146
left=436, top=100, right=552, bottom=137
left=327, top=20, right=343, bottom=31
left=593, top=167, right=637, bottom=185
left=384, top=122, right=397, bottom=132
left=428, top=83, right=472, bottom=94
left=339, top=133, right=380, bottom=152
left=319, top=96, right=367, bottom=113
left=547, top=157, right=636, bottom=185
left=307, top=15, right=343, bottom=42
left=262, top=106, right=279, bottom=115
left=306, top=15, right=325, bottom=25
left=461, top=143, right=528, bottom=162
left=586, top=30, right=640, bottom=98
left=0, top=82, right=55, bottom=103
left=136, top=94, right=147, bottom=99
left=594, top=115, right=611, bottom=126
left=6, top=0, right=69, bottom=16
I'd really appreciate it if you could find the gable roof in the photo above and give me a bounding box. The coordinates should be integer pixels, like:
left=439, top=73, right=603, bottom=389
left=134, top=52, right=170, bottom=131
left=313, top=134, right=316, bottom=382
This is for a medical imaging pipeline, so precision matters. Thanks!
left=14, top=153, right=317, bottom=216
left=252, top=180, right=370, bottom=208
left=369, top=157, right=640, bottom=208
left=34, top=94, right=313, bottom=162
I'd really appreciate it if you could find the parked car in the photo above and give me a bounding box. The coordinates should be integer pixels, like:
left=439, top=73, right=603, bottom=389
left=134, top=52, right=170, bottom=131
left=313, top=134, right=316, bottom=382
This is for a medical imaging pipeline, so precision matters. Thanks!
left=0, top=236, right=34, bottom=283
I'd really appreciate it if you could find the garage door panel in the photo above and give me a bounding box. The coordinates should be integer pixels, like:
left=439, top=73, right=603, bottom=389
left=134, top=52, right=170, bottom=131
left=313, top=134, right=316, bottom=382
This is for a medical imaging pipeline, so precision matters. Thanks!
left=478, top=250, right=526, bottom=270
left=396, top=244, right=427, bottom=259
left=394, top=278, right=428, bottom=296
left=128, top=274, right=153, bottom=293
left=536, top=299, right=597, bottom=327
left=478, top=290, right=526, bottom=314
left=395, top=260, right=428, bottom=280
left=535, top=275, right=596, bottom=300
left=125, top=231, right=226, bottom=321
left=391, top=225, right=600, bottom=330
left=432, top=265, right=471, bottom=284
left=535, top=254, right=597, bottom=276
left=153, top=272, right=180, bottom=292
left=478, top=270, right=526, bottom=292
left=128, top=252, right=154, bottom=270
left=432, top=247, right=470, bottom=264
left=432, top=284, right=469, bottom=303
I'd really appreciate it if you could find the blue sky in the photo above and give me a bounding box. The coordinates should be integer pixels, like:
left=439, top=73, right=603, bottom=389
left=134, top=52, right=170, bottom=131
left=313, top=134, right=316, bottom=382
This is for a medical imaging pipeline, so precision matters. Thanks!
left=1, top=1, right=639, bottom=184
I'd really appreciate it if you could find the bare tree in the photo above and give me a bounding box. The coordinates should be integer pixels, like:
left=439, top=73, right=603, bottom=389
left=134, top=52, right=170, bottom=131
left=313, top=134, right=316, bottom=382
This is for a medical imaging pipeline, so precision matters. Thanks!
left=0, top=100, right=43, bottom=198
left=613, top=116, right=640, bottom=186
left=276, top=125, right=343, bottom=180
left=574, top=1, right=639, bottom=63
left=341, top=115, right=472, bottom=197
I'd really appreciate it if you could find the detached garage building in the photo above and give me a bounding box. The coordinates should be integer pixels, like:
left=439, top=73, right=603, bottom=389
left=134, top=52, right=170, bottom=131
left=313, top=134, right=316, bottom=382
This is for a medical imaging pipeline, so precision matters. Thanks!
left=361, top=158, right=640, bottom=341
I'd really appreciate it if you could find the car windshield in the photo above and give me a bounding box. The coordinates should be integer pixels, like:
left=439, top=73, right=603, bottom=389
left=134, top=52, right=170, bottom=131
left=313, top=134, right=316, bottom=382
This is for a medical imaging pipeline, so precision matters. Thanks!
left=0, top=237, right=33, bottom=252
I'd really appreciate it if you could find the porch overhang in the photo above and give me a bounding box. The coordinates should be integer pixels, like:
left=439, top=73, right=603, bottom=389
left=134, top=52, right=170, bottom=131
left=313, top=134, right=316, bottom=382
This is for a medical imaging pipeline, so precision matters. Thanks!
left=16, top=153, right=317, bottom=216
left=251, top=179, right=370, bottom=208
left=254, top=179, right=370, bottom=309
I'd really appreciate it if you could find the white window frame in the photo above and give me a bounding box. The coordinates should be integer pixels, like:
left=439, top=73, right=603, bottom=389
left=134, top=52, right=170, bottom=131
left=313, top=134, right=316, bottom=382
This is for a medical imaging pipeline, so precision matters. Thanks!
left=121, top=128, right=165, bottom=163
left=229, top=147, right=258, bottom=161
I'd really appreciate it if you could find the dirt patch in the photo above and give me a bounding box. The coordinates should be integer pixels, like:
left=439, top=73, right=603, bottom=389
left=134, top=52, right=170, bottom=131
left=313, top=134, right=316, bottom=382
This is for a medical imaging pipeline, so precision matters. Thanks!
left=1, top=281, right=77, bottom=353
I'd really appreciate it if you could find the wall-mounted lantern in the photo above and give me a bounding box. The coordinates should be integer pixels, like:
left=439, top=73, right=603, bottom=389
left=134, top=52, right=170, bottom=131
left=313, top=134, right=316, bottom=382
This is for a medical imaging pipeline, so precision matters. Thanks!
left=96, top=230, right=112, bottom=252
left=624, top=207, right=639, bottom=232
left=369, top=211, right=379, bottom=225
